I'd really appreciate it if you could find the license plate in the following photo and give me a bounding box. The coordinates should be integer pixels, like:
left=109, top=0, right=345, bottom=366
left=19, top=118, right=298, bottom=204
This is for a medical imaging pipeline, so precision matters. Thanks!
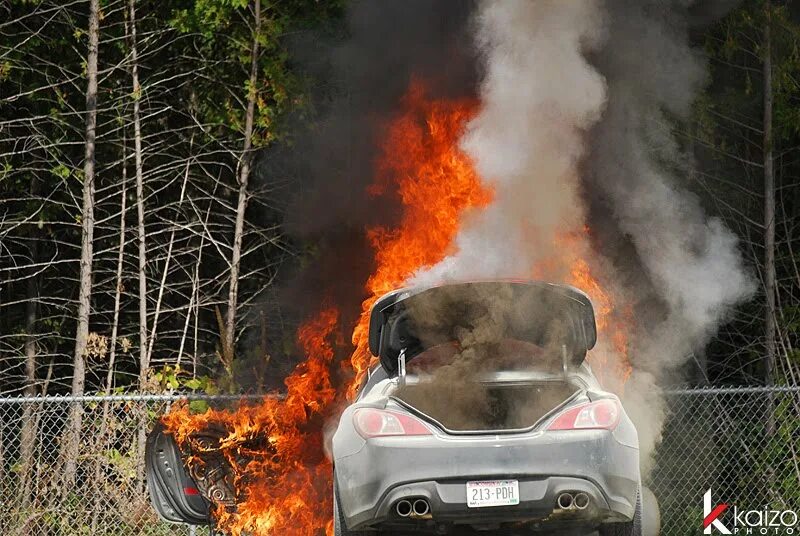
left=466, top=480, right=520, bottom=508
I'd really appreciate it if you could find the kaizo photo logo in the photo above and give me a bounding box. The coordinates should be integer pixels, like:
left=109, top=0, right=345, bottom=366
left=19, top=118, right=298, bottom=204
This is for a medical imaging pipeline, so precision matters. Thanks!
left=704, top=489, right=731, bottom=534
left=704, top=489, right=799, bottom=534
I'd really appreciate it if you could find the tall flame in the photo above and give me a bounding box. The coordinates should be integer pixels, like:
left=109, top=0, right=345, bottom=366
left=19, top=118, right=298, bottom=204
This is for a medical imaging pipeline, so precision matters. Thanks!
left=161, top=79, right=491, bottom=535
left=348, top=79, right=493, bottom=398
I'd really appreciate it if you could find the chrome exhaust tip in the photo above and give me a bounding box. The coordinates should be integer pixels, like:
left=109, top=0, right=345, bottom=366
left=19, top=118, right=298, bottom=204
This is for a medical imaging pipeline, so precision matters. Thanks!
left=557, top=492, right=574, bottom=510
left=574, top=492, right=590, bottom=510
left=412, top=499, right=430, bottom=517
left=396, top=499, right=412, bottom=517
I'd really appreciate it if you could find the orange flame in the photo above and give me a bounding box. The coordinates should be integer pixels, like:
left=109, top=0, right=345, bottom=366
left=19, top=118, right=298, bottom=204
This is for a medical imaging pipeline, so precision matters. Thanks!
left=347, top=79, right=493, bottom=397
left=569, top=257, right=633, bottom=390
left=162, top=79, right=491, bottom=535
left=162, top=308, right=340, bottom=536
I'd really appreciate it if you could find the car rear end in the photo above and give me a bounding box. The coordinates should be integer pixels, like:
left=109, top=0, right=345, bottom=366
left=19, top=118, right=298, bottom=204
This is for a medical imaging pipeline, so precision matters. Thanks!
left=332, top=372, right=640, bottom=534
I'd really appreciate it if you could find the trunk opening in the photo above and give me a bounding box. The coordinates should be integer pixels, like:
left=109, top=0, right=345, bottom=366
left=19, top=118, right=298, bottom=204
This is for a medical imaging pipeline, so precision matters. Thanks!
left=392, top=380, right=579, bottom=432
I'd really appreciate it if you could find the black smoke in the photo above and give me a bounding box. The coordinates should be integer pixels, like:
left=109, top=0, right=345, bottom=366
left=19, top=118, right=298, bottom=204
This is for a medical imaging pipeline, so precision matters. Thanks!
left=249, top=1, right=481, bottom=385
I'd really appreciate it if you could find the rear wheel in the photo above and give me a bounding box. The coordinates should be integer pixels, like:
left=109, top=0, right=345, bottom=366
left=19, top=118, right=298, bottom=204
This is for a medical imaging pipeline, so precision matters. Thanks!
left=333, top=479, right=370, bottom=536
left=598, top=488, right=642, bottom=536
left=641, top=486, right=660, bottom=536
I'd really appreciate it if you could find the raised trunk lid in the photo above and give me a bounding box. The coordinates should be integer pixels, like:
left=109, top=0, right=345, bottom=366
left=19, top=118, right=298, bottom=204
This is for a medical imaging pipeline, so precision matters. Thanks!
left=368, top=281, right=596, bottom=376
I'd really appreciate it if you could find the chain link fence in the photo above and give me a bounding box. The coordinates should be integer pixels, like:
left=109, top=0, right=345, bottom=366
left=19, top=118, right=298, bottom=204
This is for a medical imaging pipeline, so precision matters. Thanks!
left=0, top=387, right=798, bottom=535
left=0, top=394, right=211, bottom=536
left=650, top=386, right=800, bottom=535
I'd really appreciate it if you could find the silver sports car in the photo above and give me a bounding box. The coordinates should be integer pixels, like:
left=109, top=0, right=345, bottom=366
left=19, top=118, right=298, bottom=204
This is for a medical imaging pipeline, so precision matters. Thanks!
left=331, top=281, right=642, bottom=535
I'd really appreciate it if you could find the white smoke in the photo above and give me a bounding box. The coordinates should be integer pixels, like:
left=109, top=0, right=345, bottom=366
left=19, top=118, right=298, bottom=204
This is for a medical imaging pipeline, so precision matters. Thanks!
left=411, top=0, right=607, bottom=284
left=410, top=0, right=753, bottom=470
left=584, top=0, right=755, bottom=466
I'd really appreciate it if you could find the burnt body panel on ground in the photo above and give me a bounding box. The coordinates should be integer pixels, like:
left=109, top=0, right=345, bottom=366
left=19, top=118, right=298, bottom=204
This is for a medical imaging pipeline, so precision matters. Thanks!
left=145, top=422, right=211, bottom=525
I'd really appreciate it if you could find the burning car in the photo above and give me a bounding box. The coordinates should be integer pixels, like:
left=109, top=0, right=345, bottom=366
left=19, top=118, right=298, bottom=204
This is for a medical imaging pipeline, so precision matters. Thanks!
left=331, top=280, right=642, bottom=535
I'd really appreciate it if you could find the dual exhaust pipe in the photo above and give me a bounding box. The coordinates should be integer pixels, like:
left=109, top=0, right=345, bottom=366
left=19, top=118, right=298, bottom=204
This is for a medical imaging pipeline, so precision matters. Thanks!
left=396, top=492, right=588, bottom=518
left=396, top=498, right=430, bottom=518
left=556, top=491, right=590, bottom=511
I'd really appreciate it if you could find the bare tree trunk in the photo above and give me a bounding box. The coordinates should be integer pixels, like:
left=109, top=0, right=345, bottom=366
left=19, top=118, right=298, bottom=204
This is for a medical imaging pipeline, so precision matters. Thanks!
left=19, top=176, right=40, bottom=512
left=32, top=360, right=53, bottom=506
left=193, top=244, right=201, bottom=378
left=93, top=123, right=128, bottom=526
left=763, top=0, right=776, bottom=393
left=61, top=0, right=100, bottom=488
left=191, top=194, right=215, bottom=378
left=107, top=132, right=128, bottom=396
left=131, top=0, right=148, bottom=392
left=127, top=0, right=150, bottom=491
left=762, top=1, right=777, bottom=446
left=177, top=278, right=195, bottom=370
left=0, top=418, right=4, bottom=498
left=175, top=146, right=197, bottom=370
left=146, top=139, right=192, bottom=364
left=224, top=0, right=261, bottom=373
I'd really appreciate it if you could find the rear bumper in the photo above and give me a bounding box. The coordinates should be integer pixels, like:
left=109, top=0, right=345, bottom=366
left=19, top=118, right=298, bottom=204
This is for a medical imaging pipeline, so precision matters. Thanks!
left=334, top=428, right=639, bottom=531
left=363, top=475, right=624, bottom=533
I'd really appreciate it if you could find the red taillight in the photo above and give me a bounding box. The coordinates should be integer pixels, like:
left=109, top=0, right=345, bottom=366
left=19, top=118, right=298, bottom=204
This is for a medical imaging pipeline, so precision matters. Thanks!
left=183, top=486, right=200, bottom=496
left=353, top=408, right=432, bottom=438
left=547, top=398, right=621, bottom=431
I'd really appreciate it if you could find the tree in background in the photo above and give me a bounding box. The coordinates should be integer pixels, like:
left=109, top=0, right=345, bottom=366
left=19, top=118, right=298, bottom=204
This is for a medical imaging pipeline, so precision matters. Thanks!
left=1, top=0, right=340, bottom=501
left=698, top=0, right=800, bottom=387
left=60, top=0, right=100, bottom=488
left=0, top=0, right=340, bottom=397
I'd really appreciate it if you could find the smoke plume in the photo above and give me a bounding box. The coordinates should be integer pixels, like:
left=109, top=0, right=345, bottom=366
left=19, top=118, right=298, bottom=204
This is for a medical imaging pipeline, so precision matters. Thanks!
left=394, top=282, right=584, bottom=432
left=274, top=0, right=479, bottom=337
left=411, top=0, right=753, bottom=468
left=584, top=0, right=754, bottom=467
left=412, top=0, right=607, bottom=282
left=275, top=0, right=752, bottom=471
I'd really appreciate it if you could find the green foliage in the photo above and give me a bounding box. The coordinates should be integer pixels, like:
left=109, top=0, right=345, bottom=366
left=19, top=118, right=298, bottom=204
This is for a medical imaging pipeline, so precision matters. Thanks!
left=152, top=365, right=218, bottom=394
left=771, top=5, right=800, bottom=138
left=171, top=0, right=251, bottom=36
left=0, top=61, right=11, bottom=81
left=189, top=399, right=210, bottom=413
left=50, top=163, right=70, bottom=179
left=167, top=0, right=340, bottom=146
left=747, top=398, right=800, bottom=508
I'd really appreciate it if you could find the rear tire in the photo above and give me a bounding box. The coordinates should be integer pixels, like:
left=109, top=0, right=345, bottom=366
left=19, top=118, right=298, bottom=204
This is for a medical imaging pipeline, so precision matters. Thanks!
left=598, top=488, right=643, bottom=536
left=641, top=486, right=660, bottom=536
left=333, top=479, right=370, bottom=536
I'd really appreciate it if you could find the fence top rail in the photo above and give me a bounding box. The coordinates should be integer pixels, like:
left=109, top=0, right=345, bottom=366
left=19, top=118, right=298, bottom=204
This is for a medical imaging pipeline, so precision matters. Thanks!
left=663, top=385, right=800, bottom=395
left=0, top=393, right=276, bottom=404
left=0, top=385, right=797, bottom=404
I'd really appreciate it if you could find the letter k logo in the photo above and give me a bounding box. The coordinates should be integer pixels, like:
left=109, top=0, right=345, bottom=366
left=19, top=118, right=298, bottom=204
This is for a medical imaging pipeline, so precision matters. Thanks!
left=703, top=489, right=731, bottom=534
